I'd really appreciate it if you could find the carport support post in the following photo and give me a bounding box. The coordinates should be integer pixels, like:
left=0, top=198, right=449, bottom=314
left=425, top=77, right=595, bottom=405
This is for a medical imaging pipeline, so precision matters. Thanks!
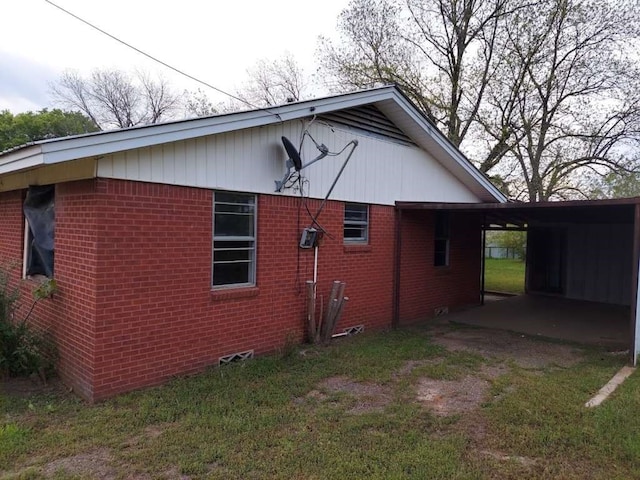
left=481, top=215, right=486, bottom=306
left=392, top=207, right=402, bottom=328
left=632, top=203, right=640, bottom=366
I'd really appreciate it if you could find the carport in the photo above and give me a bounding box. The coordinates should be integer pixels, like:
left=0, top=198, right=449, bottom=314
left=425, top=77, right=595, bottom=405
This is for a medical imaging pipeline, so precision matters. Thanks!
left=396, top=198, right=640, bottom=363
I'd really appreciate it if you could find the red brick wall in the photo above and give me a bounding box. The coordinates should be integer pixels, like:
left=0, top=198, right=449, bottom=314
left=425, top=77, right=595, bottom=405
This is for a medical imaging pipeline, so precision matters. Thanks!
left=1, top=178, right=483, bottom=401
left=0, top=190, right=23, bottom=261
left=0, top=182, right=99, bottom=399
left=398, top=210, right=482, bottom=323
left=89, top=179, right=396, bottom=400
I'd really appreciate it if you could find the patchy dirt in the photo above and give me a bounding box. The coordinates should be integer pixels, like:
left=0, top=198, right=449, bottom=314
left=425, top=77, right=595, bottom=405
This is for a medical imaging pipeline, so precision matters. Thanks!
left=42, top=449, right=116, bottom=479
left=430, top=327, right=584, bottom=369
left=300, top=375, right=393, bottom=414
left=416, top=375, right=490, bottom=416
left=0, top=376, right=69, bottom=399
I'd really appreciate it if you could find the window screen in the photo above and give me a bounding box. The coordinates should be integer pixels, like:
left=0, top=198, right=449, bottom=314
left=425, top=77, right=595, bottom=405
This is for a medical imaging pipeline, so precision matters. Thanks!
left=213, top=192, right=256, bottom=287
left=344, top=203, right=369, bottom=243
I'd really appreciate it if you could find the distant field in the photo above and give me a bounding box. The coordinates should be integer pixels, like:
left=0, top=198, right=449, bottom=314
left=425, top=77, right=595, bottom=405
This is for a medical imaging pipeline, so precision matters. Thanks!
left=484, top=258, right=525, bottom=294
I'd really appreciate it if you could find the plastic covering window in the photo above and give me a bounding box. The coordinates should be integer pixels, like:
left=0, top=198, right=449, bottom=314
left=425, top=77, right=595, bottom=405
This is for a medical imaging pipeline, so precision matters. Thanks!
left=344, top=203, right=369, bottom=243
left=24, top=185, right=55, bottom=278
left=212, top=192, right=256, bottom=288
left=434, top=211, right=450, bottom=267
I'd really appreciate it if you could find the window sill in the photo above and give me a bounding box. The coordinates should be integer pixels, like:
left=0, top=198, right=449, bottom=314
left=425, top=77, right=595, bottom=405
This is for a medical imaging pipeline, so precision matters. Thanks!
left=343, top=243, right=371, bottom=254
left=434, top=265, right=451, bottom=275
left=210, top=286, right=259, bottom=301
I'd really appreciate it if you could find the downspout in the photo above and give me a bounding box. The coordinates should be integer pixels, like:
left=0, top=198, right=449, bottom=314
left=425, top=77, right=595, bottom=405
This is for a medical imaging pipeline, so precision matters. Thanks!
left=392, top=207, right=402, bottom=328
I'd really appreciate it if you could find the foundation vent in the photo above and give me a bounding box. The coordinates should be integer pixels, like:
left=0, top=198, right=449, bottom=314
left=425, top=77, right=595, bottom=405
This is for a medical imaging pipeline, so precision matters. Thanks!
left=434, top=306, right=449, bottom=317
left=343, top=324, right=365, bottom=335
left=219, top=350, right=254, bottom=366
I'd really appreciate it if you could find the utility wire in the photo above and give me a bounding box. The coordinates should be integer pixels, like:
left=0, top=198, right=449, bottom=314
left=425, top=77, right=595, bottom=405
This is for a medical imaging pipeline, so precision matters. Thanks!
left=43, top=0, right=282, bottom=119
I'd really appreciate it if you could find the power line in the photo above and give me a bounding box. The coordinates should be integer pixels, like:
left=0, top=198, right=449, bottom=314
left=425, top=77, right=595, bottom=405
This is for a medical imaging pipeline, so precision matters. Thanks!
left=43, top=0, right=281, bottom=119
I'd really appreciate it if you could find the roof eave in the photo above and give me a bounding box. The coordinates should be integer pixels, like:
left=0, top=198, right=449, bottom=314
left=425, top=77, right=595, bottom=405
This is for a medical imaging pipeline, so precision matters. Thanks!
left=0, top=145, right=44, bottom=175
left=0, top=85, right=506, bottom=204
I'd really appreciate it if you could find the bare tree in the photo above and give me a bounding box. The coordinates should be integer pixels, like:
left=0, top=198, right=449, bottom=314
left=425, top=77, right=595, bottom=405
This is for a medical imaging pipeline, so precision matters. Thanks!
left=236, top=53, right=308, bottom=108
left=319, top=0, right=516, bottom=146
left=51, top=69, right=181, bottom=130
left=477, top=0, right=640, bottom=200
left=319, top=0, right=640, bottom=201
left=182, top=88, right=218, bottom=118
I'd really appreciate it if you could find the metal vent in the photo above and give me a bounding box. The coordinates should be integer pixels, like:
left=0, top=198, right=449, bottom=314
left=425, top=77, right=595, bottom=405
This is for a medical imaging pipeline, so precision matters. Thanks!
left=343, top=324, right=365, bottom=335
left=219, top=349, right=254, bottom=365
left=319, top=105, right=415, bottom=146
left=332, top=324, right=365, bottom=338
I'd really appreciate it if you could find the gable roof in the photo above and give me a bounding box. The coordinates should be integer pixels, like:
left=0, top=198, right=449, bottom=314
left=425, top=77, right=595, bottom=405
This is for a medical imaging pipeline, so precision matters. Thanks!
left=0, top=85, right=506, bottom=202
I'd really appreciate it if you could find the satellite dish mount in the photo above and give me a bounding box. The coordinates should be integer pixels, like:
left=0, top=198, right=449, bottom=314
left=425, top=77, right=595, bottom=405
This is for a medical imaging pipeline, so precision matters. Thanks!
left=275, top=136, right=330, bottom=192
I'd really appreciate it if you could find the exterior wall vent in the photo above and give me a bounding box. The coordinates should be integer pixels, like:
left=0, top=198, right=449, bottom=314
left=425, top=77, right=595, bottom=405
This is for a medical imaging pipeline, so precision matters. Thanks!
left=219, top=350, right=254, bottom=365
left=318, top=105, right=415, bottom=146
left=332, top=325, right=365, bottom=338
left=434, top=306, right=449, bottom=316
left=343, top=324, right=365, bottom=335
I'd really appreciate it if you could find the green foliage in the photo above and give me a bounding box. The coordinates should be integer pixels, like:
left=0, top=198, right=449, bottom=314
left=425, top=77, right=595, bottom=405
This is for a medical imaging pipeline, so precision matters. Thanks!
left=0, top=109, right=99, bottom=153
left=2, top=326, right=639, bottom=478
left=486, top=230, right=527, bottom=259
left=484, top=258, right=525, bottom=294
left=598, top=170, right=640, bottom=199
left=0, top=265, right=58, bottom=379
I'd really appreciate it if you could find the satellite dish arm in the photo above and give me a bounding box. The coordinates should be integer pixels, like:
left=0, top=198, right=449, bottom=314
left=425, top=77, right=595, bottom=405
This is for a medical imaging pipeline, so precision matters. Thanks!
left=313, top=140, right=359, bottom=222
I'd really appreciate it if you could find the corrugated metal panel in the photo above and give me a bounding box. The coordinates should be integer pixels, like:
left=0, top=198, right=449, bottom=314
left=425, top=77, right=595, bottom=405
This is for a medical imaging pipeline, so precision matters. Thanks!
left=97, top=120, right=480, bottom=205
left=565, top=224, right=633, bottom=305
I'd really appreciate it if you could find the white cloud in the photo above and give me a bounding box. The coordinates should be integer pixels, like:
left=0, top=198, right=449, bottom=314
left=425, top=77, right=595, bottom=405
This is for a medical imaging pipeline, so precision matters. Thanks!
left=0, top=52, right=58, bottom=112
left=0, top=0, right=347, bottom=112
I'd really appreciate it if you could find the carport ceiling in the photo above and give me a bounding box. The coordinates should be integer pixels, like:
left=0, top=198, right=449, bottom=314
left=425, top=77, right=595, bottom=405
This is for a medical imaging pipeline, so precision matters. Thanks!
left=396, top=198, right=639, bottom=227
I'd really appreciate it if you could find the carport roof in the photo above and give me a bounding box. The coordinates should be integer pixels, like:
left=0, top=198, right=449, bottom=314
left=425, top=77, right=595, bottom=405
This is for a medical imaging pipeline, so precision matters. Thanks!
left=396, top=197, right=640, bottom=227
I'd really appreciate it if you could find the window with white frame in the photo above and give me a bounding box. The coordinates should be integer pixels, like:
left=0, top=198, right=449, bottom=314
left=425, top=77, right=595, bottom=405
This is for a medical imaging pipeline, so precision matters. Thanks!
left=212, top=192, right=256, bottom=288
left=344, top=203, right=369, bottom=243
left=434, top=211, right=450, bottom=267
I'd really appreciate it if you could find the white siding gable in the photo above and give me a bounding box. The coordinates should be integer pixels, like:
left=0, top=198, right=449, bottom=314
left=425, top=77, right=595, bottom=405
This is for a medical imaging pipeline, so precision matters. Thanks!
left=97, top=119, right=480, bottom=205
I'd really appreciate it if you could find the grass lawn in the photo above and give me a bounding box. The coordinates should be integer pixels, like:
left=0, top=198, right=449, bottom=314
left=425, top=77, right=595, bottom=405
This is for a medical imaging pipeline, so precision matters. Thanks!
left=484, top=258, right=525, bottom=294
left=2, top=324, right=639, bottom=479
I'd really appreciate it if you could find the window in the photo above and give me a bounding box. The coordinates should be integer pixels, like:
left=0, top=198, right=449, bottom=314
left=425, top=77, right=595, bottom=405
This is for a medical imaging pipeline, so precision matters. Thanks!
left=434, top=211, right=450, bottom=267
left=23, top=185, right=55, bottom=278
left=212, top=192, right=256, bottom=288
left=344, top=203, right=369, bottom=243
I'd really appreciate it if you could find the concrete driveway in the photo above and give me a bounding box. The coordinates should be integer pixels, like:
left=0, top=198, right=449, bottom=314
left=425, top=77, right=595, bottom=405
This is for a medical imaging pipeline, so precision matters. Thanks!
left=447, top=294, right=629, bottom=349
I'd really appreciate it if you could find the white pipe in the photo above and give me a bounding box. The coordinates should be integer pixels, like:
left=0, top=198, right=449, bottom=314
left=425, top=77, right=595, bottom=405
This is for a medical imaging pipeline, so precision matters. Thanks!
left=313, top=245, right=319, bottom=286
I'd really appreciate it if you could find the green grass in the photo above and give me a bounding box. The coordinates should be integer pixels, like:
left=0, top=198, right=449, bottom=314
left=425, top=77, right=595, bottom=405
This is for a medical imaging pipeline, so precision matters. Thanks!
left=1, top=327, right=638, bottom=479
left=484, top=258, right=525, bottom=294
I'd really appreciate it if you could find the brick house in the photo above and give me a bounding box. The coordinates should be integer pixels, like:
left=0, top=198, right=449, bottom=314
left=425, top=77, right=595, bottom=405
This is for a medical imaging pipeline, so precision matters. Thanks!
left=0, top=86, right=505, bottom=401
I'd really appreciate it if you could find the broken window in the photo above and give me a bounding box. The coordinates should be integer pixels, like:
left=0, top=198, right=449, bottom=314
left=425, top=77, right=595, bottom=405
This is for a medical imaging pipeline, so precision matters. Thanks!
left=24, top=185, right=55, bottom=278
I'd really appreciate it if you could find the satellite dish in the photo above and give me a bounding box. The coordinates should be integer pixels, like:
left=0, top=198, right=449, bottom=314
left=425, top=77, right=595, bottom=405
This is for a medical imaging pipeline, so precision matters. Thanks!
left=281, top=136, right=302, bottom=171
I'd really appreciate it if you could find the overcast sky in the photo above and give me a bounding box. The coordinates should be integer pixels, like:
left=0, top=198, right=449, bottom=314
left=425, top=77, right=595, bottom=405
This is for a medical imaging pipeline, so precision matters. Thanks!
left=1, top=0, right=349, bottom=113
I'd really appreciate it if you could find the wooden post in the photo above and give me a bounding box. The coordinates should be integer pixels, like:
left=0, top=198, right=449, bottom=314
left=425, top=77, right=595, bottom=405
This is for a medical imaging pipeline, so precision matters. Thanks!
left=321, top=281, right=341, bottom=342
left=306, top=280, right=317, bottom=344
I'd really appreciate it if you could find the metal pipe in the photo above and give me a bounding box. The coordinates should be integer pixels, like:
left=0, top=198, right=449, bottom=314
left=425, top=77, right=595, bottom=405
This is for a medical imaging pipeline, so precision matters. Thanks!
left=313, top=141, right=358, bottom=222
